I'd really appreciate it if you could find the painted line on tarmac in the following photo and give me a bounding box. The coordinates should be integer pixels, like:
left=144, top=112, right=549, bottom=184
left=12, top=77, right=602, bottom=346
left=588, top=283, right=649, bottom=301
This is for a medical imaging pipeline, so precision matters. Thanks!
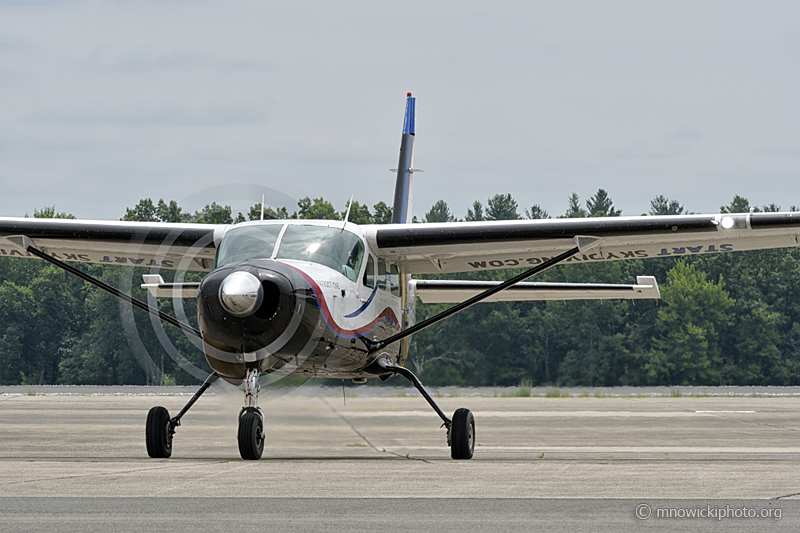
left=386, top=445, right=800, bottom=453
left=339, top=411, right=726, bottom=418
left=696, top=410, right=756, bottom=413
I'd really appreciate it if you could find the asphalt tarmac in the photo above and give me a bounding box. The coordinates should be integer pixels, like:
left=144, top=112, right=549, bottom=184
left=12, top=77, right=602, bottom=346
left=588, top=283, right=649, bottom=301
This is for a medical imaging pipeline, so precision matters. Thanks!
left=2, top=386, right=800, bottom=531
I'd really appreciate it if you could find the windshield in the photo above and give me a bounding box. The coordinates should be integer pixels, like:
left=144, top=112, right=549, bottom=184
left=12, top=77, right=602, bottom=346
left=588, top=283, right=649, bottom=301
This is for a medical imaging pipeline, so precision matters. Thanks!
left=276, top=225, right=364, bottom=282
left=215, top=224, right=283, bottom=267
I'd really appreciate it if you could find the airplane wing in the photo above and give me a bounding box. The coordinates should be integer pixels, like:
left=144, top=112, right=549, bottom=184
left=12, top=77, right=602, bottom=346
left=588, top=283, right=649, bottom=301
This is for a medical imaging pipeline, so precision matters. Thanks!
left=0, top=217, right=224, bottom=272
left=365, top=212, right=800, bottom=274
left=411, top=276, right=659, bottom=303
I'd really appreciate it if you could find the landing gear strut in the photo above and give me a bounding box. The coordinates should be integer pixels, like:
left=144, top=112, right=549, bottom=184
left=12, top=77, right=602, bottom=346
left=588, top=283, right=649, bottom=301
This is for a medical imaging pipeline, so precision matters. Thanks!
left=376, top=358, right=475, bottom=460
left=238, top=368, right=265, bottom=460
left=146, top=372, right=219, bottom=458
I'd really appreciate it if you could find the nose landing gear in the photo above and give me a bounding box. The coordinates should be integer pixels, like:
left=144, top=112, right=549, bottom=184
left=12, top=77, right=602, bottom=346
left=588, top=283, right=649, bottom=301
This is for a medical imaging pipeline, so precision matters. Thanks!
left=238, top=368, right=265, bottom=460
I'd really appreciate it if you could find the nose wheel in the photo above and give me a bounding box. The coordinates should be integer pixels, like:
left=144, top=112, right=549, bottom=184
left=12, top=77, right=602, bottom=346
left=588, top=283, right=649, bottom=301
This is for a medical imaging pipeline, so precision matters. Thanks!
left=238, top=409, right=265, bottom=460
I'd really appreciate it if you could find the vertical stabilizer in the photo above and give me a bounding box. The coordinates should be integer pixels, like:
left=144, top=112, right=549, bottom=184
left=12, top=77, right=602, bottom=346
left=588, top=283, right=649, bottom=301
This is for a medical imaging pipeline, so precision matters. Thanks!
left=391, top=93, right=416, bottom=224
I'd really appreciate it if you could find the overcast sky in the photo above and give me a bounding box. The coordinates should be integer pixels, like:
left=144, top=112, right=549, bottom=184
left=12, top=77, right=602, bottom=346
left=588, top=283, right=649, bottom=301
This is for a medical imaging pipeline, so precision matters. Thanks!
left=1, top=1, right=798, bottom=221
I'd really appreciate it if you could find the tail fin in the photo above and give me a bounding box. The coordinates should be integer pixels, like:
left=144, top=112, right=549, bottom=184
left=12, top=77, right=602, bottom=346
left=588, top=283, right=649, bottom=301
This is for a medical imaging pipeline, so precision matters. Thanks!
left=391, top=93, right=417, bottom=224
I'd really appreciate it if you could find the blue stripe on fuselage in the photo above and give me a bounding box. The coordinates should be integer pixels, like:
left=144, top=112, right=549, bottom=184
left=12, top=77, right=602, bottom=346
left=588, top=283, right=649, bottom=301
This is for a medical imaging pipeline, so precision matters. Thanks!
left=344, top=284, right=379, bottom=318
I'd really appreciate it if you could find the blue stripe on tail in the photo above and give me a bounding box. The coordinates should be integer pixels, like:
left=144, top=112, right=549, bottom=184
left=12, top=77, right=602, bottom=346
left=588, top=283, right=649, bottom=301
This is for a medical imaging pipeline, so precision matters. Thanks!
left=391, top=93, right=416, bottom=224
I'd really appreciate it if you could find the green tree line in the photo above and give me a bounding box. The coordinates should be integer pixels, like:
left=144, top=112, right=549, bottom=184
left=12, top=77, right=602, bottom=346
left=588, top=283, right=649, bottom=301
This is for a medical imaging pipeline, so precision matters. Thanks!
left=1, top=191, right=799, bottom=388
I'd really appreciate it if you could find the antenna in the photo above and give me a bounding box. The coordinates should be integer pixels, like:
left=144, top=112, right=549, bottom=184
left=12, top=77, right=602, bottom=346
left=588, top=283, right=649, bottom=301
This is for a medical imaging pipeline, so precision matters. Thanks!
left=343, top=195, right=354, bottom=222
left=341, top=195, right=354, bottom=231
left=260, top=194, right=265, bottom=221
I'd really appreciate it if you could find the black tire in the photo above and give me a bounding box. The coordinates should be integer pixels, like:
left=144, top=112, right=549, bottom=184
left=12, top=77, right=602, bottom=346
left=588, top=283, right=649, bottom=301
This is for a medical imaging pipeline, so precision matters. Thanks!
left=146, top=406, right=172, bottom=458
left=238, top=410, right=264, bottom=460
left=450, top=408, right=475, bottom=460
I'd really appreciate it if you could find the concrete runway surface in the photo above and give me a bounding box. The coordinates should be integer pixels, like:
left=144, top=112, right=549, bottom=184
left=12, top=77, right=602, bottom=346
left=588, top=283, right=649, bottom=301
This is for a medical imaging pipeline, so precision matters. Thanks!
left=1, top=386, right=800, bottom=531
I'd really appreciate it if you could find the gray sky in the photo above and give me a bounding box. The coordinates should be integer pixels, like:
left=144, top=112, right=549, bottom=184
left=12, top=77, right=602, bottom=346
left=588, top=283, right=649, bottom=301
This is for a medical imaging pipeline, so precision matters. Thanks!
left=1, top=1, right=798, bottom=220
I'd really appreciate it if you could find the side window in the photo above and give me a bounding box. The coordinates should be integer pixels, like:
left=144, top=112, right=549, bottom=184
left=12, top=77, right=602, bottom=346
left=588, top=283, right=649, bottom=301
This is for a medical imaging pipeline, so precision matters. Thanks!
left=363, top=255, right=375, bottom=289
left=342, top=239, right=364, bottom=282
left=390, top=264, right=400, bottom=296
left=377, top=260, right=387, bottom=291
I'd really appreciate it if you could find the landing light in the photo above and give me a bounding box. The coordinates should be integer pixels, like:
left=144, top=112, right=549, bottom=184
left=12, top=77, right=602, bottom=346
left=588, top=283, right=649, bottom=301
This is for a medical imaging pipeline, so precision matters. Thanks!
left=721, top=217, right=735, bottom=229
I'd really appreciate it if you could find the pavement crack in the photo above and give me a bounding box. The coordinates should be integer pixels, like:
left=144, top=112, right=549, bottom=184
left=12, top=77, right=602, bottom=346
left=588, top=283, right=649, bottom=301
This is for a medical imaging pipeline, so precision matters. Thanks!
left=704, top=413, right=799, bottom=432
left=3, top=461, right=229, bottom=486
left=321, top=397, right=431, bottom=464
left=153, top=462, right=253, bottom=495
left=772, top=492, right=800, bottom=500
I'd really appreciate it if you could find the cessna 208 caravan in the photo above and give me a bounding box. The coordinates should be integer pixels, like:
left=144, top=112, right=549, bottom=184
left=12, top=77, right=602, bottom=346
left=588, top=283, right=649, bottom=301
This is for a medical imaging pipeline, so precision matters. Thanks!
left=2, top=93, right=800, bottom=460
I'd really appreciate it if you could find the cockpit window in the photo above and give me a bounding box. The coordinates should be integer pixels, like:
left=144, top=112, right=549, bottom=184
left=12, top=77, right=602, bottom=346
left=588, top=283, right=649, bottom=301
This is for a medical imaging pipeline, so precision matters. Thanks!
left=215, top=224, right=283, bottom=268
left=276, top=225, right=365, bottom=282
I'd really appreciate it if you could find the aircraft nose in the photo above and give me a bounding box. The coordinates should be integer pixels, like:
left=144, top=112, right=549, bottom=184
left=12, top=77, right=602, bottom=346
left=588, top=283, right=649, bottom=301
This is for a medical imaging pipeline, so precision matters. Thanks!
left=197, top=262, right=305, bottom=380
left=219, top=271, right=263, bottom=317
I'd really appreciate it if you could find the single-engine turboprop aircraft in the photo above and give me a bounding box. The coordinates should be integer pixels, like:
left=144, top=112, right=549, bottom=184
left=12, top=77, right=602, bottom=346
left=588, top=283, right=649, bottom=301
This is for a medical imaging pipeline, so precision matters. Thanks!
left=2, top=93, right=800, bottom=460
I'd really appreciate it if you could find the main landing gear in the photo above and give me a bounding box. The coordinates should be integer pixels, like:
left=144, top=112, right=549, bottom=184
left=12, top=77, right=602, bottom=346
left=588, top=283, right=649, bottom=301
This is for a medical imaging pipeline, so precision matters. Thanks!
left=146, top=368, right=265, bottom=460
left=376, top=358, right=475, bottom=460
left=146, top=372, right=219, bottom=459
left=147, top=363, right=471, bottom=460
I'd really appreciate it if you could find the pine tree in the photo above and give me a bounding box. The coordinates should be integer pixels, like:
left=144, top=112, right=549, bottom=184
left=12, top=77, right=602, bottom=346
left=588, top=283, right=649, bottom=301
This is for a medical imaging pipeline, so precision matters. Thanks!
left=586, top=189, right=620, bottom=217
left=465, top=201, right=484, bottom=221
left=525, top=204, right=550, bottom=219
left=721, top=195, right=756, bottom=214
left=424, top=200, right=455, bottom=223
left=649, top=195, right=684, bottom=216
left=563, top=193, right=587, bottom=218
left=486, top=194, right=521, bottom=220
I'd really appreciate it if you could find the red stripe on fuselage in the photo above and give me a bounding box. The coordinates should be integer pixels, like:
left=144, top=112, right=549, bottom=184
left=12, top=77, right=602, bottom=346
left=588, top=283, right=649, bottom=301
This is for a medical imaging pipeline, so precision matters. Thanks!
left=282, top=262, right=400, bottom=338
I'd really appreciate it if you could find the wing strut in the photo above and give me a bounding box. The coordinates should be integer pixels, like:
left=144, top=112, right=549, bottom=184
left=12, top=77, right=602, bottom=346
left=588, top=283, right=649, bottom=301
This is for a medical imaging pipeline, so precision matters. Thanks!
left=366, top=245, right=581, bottom=354
left=10, top=236, right=202, bottom=339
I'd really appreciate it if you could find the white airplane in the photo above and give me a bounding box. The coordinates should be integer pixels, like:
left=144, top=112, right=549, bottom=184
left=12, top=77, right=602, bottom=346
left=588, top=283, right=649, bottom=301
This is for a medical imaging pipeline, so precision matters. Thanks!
left=1, top=94, right=799, bottom=460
